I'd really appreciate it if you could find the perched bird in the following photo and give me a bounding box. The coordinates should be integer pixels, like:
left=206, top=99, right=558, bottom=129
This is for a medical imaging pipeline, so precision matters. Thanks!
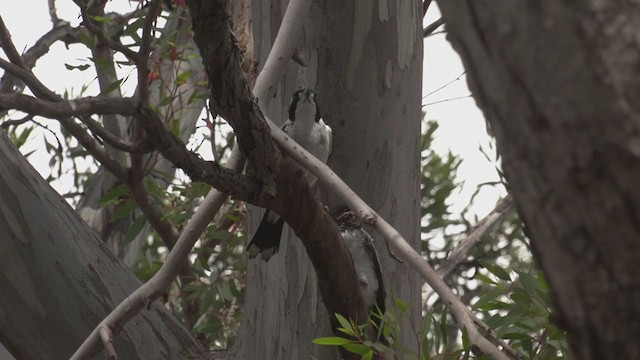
left=247, top=88, right=333, bottom=260
left=334, top=209, right=387, bottom=342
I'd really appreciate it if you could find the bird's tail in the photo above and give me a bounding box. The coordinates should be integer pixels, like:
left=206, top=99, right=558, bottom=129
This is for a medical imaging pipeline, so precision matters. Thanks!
left=247, top=210, right=285, bottom=260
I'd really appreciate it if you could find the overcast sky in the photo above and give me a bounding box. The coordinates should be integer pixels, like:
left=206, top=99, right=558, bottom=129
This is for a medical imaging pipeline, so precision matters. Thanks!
left=1, top=1, right=505, bottom=218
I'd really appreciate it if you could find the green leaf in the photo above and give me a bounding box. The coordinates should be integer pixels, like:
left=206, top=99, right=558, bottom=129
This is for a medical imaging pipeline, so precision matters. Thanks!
left=395, top=298, right=408, bottom=314
left=483, top=263, right=511, bottom=281
left=122, top=17, right=145, bottom=38
left=124, top=216, right=147, bottom=243
left=335, top=313, right=355, bottom=336
left=14, top=126, right=34, bottom=149
left=313, top=337, right=353, bottom=346
left=110, top=201, right=137, bottom=222
left=64, top=63, right=91, bottom=71
left=176, top=70, right=193, bottom=85
left=99, top=184, right=129, bottom=205
left=361, top=350, right=373, bottom=360
left=209, top=230, right=232, bottom=241
left=100, top=78, right=124, bottom=95
left=461, top=327, right=470, bottom=349
left=342, top=343, right=370, bottom=355
left=90, top=15, right=111, bottom=23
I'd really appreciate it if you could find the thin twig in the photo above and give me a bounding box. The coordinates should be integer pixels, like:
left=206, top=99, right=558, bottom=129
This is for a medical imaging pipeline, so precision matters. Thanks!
left=422, top=94, right=473, bottom=107
left=48, top=0, right=61, bottom=25
left=79, top=115, right=154, bottom=153
left=1, top=114, right=33, bottom=128
left=423, top=71, right=465, bottom=99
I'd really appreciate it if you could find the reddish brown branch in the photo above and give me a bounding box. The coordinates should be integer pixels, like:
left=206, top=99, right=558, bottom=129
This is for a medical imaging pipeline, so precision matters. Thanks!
left=187, top=0, right=278, bottom=197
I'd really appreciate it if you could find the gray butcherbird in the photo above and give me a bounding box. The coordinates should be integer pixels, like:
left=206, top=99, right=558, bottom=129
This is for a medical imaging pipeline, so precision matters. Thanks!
left=334, top=208, right=387, bottom=343
left=247, top=88, right=333, bottom=260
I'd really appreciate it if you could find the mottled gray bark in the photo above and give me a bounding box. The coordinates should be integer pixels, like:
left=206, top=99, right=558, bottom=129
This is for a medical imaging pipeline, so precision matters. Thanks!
left=0, top=131, right=206, bottom=360
left=437, top=1, right=640, bottom=359
left=237, top=0, right=423, bottom=358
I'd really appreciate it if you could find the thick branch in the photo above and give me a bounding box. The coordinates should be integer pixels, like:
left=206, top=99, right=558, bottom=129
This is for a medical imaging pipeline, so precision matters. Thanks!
left=0, top=93, right=256, bottom=197
left=187, top=0, right=278, bottom=196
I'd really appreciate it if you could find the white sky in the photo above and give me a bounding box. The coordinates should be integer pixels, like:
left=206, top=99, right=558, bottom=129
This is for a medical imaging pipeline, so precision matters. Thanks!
left=1, top=1, right=505, bottom=218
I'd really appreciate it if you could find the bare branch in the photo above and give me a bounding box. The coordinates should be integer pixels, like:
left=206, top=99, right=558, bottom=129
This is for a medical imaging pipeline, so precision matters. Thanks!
left=21, top=23, right=77, bottom=69
left=98, top=326, right=116, bottom=360
left=78, top=115, right=154, bottom=153
left=438, top=195, right=514, bottom=278
left=423, top=17, right=444, bottom=37
left=47, top=0, right=61, bottom=25
left=0, top=93, right=257, bottom=197
left=0, top=21, right=77, bottom=117
left=60, top=116, right=129, bottom=180
left=188, top=0, right=278, bottom=197
left=423, top=0, right=433, bottom=16
left=251, top=0, right=311, bottom=107
left=0, top=18, right=26, bottom=69
left=0, top=58, right=59, bottom=100
left=1, top=114, right=32, bottom=128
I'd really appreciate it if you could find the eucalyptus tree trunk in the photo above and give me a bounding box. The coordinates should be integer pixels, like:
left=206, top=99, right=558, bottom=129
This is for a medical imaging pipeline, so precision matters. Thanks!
left=0, top=131, right=205, bottom=360
left=236, top=1, right=423, bottom=358
left=437, top=1, right=640, bottom=359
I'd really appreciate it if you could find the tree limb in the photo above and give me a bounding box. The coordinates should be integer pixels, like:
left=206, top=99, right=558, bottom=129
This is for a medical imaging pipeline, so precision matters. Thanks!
left=423, top=18, right=444, bottom=37
left=438, top=195, right=513, bottom=279
left=188, top=0, right=278, bottom=197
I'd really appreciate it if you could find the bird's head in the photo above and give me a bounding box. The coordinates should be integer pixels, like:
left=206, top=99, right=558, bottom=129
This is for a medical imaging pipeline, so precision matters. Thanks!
left=289, top=88, right=321, bottom=122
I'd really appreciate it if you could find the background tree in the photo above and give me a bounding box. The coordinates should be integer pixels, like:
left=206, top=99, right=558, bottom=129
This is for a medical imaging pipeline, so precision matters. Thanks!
left=437, top=1, right=640, bottom=359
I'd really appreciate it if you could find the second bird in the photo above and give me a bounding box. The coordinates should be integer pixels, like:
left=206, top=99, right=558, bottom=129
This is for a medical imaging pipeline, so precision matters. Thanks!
left=247, top=88, right=333, bottom=260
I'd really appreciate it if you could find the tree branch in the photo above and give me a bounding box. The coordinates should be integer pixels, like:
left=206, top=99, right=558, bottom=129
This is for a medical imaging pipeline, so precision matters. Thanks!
left=438, top=195, right=513, bottom=279
left=0, top=17, right=26, bottom=69
left=423, top=18, right=444, bottom=37
left=0, top=93, right=257, bottom=198
left=188, top=0, right=278, bottom=197
left=423, top=0, right=433, bottom=16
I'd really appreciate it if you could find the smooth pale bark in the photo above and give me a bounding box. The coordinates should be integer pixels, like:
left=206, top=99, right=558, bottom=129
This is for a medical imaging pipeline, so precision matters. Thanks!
left=437, top=1, right=640, bottom=359
left=237, top=0, right=422, bottom=358
left=0, top=131, right=206, bottom=359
